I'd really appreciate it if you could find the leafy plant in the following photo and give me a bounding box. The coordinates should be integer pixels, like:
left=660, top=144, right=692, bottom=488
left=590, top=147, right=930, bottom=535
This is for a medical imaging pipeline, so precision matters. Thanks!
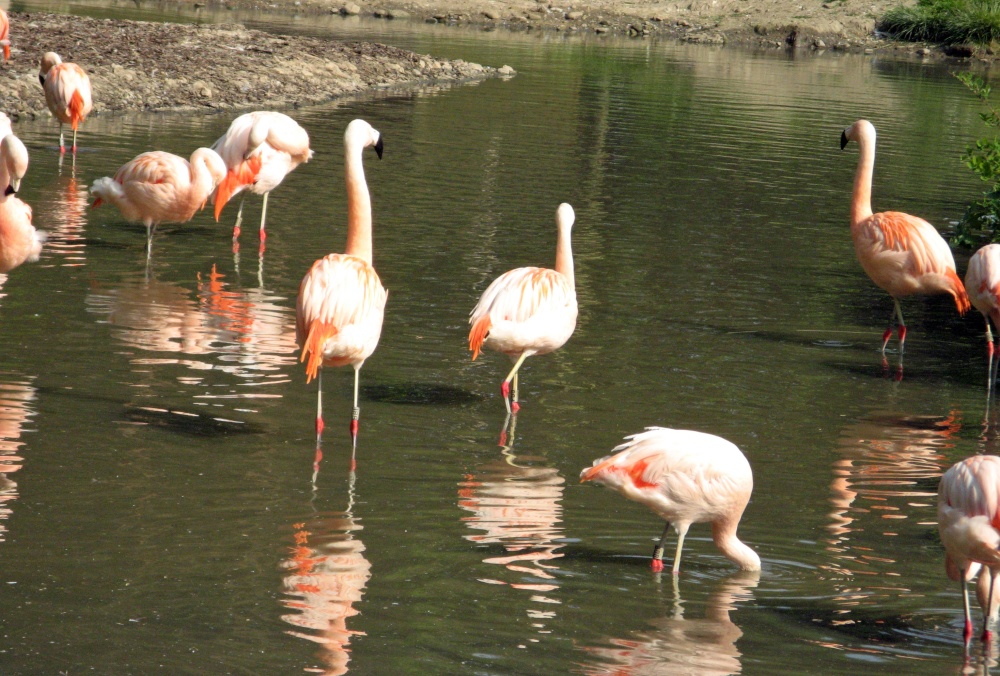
left=879, top=0, right=1000, bottom=45
left=952, top=72, right=1000, bottom=247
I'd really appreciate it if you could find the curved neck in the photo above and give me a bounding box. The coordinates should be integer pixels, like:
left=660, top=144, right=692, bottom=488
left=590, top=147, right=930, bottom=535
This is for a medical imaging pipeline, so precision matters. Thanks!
left=555, top=225, right=574, bottom=290
left=344, top=140, right=372, bottom=264
left=189, top=154, right=216, bottom=201
left=851, top=134, right=875, bottom=227
left=712, top=521, right=761, bottom=572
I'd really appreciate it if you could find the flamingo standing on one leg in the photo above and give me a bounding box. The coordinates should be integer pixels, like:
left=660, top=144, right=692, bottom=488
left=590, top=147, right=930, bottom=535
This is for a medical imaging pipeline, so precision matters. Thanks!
left=212, top=111, right=313, bottom=246
left=581, top=428, right=761, bottom=574
left=0, top=9, right=12, bottom=62
left=840, top=119, right=969, bottom=354
left=468, top=203, right=577, bottom=414
left=0, top=134, right=45, bottom=273
left=89, top=147, right=228, bottom=261
left=296, top=119, right=385, bottom=458
left=39, top=52, right=93, bottom=155
left=938, top=455, right=1000, bottom=643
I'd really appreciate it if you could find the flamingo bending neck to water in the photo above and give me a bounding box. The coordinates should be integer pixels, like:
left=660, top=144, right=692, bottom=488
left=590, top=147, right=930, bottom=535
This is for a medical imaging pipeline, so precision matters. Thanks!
left=840, top=119, right=969, bottom=354
left=296, top=119, right=385, bottom=456
left=0, top=134, right=44, bottom=273
left=581, top=428, right=761, bottom=574
left=469, top=203, right=577, bottom=414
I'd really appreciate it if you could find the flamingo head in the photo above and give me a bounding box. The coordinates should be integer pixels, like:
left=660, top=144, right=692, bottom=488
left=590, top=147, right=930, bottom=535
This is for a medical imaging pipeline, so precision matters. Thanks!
left=345, top=119, right=383, bottom=160
left=1, top=134, right=28, bottom=195
left=556, top=203, right=575, bottom=231
left=193, top=147, right=229, bottom=188
left=244, top=117, right=270, bottom=160
left=38, top=51, right=62, bottom=85
left=841, top=119, right=875, bottom=151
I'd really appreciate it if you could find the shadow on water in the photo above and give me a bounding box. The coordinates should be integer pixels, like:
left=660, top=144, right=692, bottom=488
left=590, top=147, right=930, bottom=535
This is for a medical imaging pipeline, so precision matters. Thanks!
left=122, top=404, right=265, bottom=435
left=362, top=382, right=483, bottom=406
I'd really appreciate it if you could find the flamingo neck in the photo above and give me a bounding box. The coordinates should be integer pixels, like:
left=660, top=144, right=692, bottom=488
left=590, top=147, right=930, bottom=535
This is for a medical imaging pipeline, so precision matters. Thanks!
left=344, top=140, right=373, bottom=264
left=555, top=223, right=574, bottom=290
left=851, top=133, right=875, bottom=227
left=712, top=520, right=761, bottom=572
left=190, top=153, right=216, bottom=203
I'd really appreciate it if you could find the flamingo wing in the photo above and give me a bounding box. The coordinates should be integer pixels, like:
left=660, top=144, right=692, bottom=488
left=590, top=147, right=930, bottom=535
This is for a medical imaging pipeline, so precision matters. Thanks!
left=44, top=63, right=92, bottom=126
left=967, top=245, right=1000, bottom=320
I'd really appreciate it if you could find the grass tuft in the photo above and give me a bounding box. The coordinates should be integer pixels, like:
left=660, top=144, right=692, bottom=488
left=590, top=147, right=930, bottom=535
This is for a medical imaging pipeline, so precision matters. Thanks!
left=879, top=0, right=1000, bottom=45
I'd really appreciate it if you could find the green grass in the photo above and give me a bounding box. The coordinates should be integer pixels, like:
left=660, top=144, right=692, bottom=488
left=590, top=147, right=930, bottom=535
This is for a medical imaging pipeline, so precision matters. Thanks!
left=878, top=0, right=1000, bottom=44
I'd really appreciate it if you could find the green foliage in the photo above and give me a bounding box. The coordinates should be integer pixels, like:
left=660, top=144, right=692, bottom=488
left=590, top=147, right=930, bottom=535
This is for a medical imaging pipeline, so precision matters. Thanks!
left=952, top=72, right=1000, bottom=246
left=878, top=0, right=1000, bottom=45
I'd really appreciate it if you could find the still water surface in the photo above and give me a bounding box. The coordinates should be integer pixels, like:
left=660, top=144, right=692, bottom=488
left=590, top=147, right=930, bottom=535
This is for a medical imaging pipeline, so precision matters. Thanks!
left=0, top=5, right=997, bottom=673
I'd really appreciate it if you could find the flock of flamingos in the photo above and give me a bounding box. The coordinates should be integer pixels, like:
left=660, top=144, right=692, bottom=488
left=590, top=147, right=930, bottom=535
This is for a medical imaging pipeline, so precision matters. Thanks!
left=5, top=24, right=1000, bottom=654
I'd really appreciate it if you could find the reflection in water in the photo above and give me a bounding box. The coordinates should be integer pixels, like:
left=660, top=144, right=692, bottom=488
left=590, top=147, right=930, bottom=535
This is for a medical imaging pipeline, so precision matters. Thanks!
left=824, top=413, right=956, bottom=610
left=458, top=426, right=566, bottom=634
left=280, top=479, right=371, bottom=675
left=0, top=375, right=37, bottom=544
left=85, top=265, right=298, bottom=387
left=578, top=573, right=759, bottom=675
left=37, top=172, right=88, bottom=267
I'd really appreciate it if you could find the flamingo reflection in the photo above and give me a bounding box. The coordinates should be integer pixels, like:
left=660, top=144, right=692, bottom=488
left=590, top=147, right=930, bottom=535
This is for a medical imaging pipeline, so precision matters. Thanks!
left=86, top=265, right=297, bottom=387
left=578, top=573, right=759, bottom=675
left=35, top=172, right=88, bottom=267
left=280, top=476, right=371, bottom=675
left=824, top=413, right=955, bottom=608
left=0, top=375, right=37, bottom=544
left=458, top=420, right=566, bottom=632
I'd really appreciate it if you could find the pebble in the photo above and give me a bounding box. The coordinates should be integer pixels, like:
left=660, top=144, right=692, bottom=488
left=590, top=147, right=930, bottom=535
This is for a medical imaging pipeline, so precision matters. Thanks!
left=340, top=2, right=361, bottom=13
left=566, top=10, right=582, bottom=19
left=483, top=10, right=499, bottom=19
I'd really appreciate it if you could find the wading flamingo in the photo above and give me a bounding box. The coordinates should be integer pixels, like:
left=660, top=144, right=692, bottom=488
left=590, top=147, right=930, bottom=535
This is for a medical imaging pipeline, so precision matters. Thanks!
left=841, top=119, right=969, bottom=354
left=89, top=147, right=228, bottom=261
left=296, top=119, right=385, bottom=454
left=967, top=245, right=1000, bottom=361
left=39, top=52, right=92, bottom=155
left=212, top=111, right=313, bottom=244
left=938, top=454, right=1000, bottom=643
left=0, top=9, right=12, bottom=62
left=0, top=135, right=44, bottom=273
left=469, top=203, right=577, bottom=414
left=581, top=428, right=761, bottom=574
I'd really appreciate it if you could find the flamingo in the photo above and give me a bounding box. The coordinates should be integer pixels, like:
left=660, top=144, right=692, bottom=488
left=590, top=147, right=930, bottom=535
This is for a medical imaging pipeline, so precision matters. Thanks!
left=0, top=9, right=11, bottom=62
left=966, top=244, right=1000, bottom=359
left=212, top=111, right=313, bottom=244
left=38, top=52, right=93, bottom=155
left=0, top=134, right=44, bottom=274
left=468, top=203, right=577, bottom=414
left=89, top=147, right=228, bottom=260
left=841, top=119, right=970, bottom=354
left=938, top=454, right=1000, bottom=643
left=296, top=119, right=385, bottom=453
left=581, top=428, right=761, bottom=574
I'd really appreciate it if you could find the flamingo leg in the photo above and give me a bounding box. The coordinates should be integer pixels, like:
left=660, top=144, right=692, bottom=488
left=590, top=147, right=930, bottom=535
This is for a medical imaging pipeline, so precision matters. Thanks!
left=988, top=318, right=995, bottom=358
left=233, top=194, right=245, bottom=240
left=672, top=524, right=689, bottom=575
left=259, top=192, right=269, bottom=244
left=984, top=570, right=997, bottom=642
left=894, top=300, right=907, bottom=354
left=315, top=369, right=324, bottom=439
left=58, top=124, right=65, bottom=155
left=512, top=371, right=520, bottom=414
left=145, top=221, right=157, bottom=262
left=71, top=127, right=78, bottom=154
left=501, top=353, right=529, bottom=414
left=350, top=365, right=360, bottom=470
left=964, top=576, right=974, bottom=644
left=651, top=522, right=670, bottom=573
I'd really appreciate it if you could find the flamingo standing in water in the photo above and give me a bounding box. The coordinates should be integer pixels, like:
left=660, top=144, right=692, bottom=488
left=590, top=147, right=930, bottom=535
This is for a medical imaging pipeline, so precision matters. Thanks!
left=39, top=52, right=92, bottom=155
left=90, top=147, right=228, bottom=260
left=212, top=111, right=313, bottom=245
left=0, top=134, right=44, bottom=273
left=0, top=9, right=12, bottom=62
left=966, top=244, right=1000, bottom=360
left=469, top=203, right=577, bottom=414
left=841, top=119, right=969, bottom=354
left=581, top=428, right=761, bottom=574
left=938, top=455, right=1000, bottom=643
left=296, top=119, right=385, bottom=452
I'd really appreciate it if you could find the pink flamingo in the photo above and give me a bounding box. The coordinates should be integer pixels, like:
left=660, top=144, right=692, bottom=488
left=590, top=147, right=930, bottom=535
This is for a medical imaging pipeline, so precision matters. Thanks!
left=0, top=9, right=12, bottom=62
left=468, top=203, right=577, bottom=414
left=296, top=119, right=385, bottom=452
left=966, top=244, right=1000, bottom=359
left=38, top=52, right=92, bottom=155
left=0, top=134, right=44, bottom=274
left=89, top=147, right=228, bottom=260
left=938, top=455, right=1000, bottom=643
left=212, top=111, right=313, bottom=244
left=841, top=119, right=970, bottom=354
left=581, top=428, right=761, bottom=574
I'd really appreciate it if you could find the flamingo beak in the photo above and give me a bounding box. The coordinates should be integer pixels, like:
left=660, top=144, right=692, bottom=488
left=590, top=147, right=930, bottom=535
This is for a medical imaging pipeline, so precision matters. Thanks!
left=374, top=136, right=384, bottom=160
left=840, top=130, right=848, bottom=150
left=38, top=74, right=45, bottom=87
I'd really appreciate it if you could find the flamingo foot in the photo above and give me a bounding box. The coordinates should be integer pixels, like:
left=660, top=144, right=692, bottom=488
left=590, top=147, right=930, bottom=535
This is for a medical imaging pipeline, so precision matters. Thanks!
left=59, top=145, right=66, bottom=155
left=881, top=327, right=892, bottom=352
left=316, top=416, right=324, bottom=437
left=898, top=325, right=907, bottom=352
left=349, top=419, right=359, bottom=439
left=71, top=145, right=78, bottom=154
left=965, top=618, right=974, bottom=644
left=983, top=628, right=993, bottom=643
left=260, top=228, right=267, bottom=242
left=990, top=341, right=995, bottom=358
left=498, top=430, right=507, bottom=447
left=650, top=558, right=664, bottom=573
left=501, top=381, right=510, bottom=400
left=233, top=225, right=241, bottom=240
left=511, top=401, right=520, bottom=414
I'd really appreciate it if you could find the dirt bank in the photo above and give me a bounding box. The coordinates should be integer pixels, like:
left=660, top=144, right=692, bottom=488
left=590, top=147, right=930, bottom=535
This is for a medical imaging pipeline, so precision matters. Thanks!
left=0, top=12, right=510, bottom=121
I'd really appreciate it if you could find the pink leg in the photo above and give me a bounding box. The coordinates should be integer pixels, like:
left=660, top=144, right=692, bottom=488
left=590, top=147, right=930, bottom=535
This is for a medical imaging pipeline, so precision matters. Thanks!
left=315, top=370, right=324, bottom=440
left=881, top=328, right=892, bottom=353
left=898, top=325, right=907, bottom=353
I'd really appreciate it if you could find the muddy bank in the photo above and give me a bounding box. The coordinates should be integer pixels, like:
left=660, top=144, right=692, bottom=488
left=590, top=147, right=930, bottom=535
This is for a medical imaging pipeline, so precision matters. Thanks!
left=0, top=12, right=510, bottom=121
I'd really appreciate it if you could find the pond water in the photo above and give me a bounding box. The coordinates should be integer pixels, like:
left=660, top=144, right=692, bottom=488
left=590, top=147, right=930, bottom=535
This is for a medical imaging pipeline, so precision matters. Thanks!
left=0, top=4, right=998, bottom=673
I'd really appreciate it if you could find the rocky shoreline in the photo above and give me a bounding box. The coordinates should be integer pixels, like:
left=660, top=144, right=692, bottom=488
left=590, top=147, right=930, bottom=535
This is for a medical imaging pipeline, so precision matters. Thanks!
left=0, top=12, right=510, bottom=121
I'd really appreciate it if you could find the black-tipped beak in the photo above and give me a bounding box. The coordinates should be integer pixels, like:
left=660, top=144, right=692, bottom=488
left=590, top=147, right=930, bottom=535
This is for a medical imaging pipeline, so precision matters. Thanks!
left=840, top=130, right=848, bottom=150
left=4, top=185, right=14, bottom=196
left=374, top=136, right=384, bottom=160
left=38, top=74, right=45, bottom=87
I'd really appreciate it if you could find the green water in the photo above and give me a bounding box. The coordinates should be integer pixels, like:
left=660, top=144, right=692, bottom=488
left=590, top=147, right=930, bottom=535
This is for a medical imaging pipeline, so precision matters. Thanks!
left=0, top=8, right=997, bottom=673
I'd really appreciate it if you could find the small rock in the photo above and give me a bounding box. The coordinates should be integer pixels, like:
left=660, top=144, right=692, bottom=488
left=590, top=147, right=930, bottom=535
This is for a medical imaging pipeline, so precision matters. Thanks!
left=595, top=25, right=608, bottom=33
left=497, top=64, right=515, bottom=75
left=484, top=10, right=499, bottom=19
left=566, top=10, right=582, bottom=19
left=373, top=8, right=387, bottom=17
left=650, top=15, right=663, bottom=21
left=387, top=9, right=408, bottom=18
left=676, top=18, right=690, bottom=26
left=864, top=47, right=873, bottom=54
left=191, top=80, right=212, bottom=98
left=814, top=39, right=826, bottom=48
left=340, top=2, right=361, bottom=14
